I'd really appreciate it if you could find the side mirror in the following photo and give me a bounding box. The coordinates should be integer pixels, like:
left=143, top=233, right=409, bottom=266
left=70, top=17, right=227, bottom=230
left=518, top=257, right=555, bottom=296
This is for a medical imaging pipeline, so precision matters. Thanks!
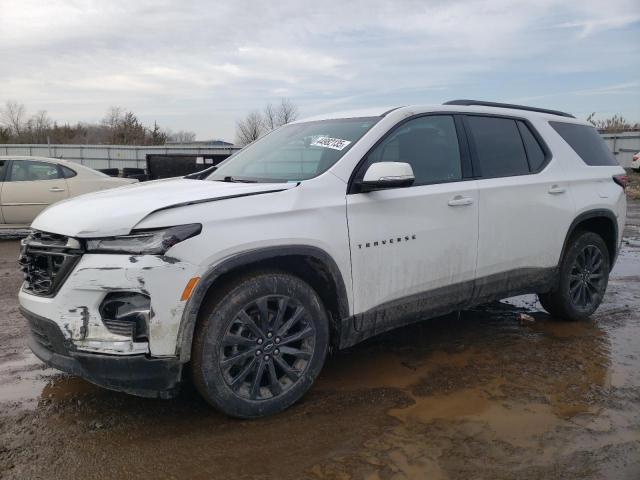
left=359, top=162, right=415, bottom=192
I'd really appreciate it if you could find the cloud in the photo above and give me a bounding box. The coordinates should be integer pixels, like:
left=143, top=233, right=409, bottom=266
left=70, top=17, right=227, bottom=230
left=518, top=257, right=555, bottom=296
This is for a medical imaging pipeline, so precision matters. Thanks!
left=0, top=0, right=638, bottom=140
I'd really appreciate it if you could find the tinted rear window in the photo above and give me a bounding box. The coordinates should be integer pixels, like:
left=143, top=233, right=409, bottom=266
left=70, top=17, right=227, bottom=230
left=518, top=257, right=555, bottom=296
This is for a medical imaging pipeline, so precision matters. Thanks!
left=550, top=122, right=617, bottom=166
left=466, top=116, right=529, bottom=178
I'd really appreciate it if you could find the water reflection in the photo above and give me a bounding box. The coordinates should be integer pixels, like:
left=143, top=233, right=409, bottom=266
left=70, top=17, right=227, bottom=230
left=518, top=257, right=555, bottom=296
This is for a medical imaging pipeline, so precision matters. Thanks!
left=12, top=295, right=629, bottom=480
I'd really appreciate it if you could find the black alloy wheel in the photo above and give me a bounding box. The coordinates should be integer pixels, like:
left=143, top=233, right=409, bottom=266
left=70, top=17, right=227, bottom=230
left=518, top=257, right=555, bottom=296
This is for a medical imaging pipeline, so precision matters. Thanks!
left=192, top=272, right=329, bottom=418
left=220, top=295, right=316, bottom=401
left=568, top=244, right=606, bottom=310
left=538, top=231, right=610, bottom=320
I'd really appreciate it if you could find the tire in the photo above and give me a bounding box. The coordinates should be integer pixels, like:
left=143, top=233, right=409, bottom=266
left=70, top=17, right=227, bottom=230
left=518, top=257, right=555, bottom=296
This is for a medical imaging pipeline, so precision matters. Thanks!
left=191, top=271, right=329, bottom=418
left=538, top=231, right=610, bottom=321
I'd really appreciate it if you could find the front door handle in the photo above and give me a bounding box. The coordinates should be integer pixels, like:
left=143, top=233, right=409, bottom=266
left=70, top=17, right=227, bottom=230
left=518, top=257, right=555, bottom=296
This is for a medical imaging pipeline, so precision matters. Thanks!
left=548, top=185, right=566, bottom=195
left=49, top=187, right=66, bottom=193
left=448, top=195, right=474, bottom=207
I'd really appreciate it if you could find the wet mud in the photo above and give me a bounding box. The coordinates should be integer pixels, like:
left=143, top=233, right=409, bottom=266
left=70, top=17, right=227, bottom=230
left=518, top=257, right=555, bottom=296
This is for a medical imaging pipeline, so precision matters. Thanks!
left=1, top=202, right=639, bottom=479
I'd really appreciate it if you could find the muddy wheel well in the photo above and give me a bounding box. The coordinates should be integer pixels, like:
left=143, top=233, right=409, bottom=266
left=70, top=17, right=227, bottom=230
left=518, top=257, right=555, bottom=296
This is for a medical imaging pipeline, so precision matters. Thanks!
left=208, top=256, right=342, bottom=339
left=178, top=249, right=349, bottom=361
left=567, top=214, right=617, bottom=267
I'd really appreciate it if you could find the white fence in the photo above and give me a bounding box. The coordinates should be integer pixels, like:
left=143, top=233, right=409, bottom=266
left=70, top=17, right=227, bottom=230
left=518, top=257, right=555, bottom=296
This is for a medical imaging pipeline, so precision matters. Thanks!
left=0, top=144, right=240, bottom=170
left=601, top=132, right=639, bottom=169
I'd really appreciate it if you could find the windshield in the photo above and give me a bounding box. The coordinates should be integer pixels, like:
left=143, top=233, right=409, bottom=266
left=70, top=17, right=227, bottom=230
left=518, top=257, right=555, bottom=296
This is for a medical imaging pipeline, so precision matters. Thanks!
left=207, top=117, right=379, bottom=183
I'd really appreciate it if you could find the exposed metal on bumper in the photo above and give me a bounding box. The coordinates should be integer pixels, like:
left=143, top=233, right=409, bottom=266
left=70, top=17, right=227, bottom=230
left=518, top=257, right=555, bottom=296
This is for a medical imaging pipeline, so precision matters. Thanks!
left=22, top=307, right=182, bottom=399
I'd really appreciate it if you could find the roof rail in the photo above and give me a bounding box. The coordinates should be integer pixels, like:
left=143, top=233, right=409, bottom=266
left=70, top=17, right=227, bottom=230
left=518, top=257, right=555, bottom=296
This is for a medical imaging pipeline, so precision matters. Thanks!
left=443, top=99, right=575, bottom=118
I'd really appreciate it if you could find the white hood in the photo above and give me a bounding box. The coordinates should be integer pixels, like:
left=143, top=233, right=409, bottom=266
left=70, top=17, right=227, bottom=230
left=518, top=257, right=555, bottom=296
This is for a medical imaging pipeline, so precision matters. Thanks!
left=31, top=178, right=295, bottom=237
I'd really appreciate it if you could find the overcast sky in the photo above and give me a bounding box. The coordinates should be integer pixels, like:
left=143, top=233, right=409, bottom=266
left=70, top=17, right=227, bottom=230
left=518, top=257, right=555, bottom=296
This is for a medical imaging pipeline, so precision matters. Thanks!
left=1, top=0, right=639, bottom=141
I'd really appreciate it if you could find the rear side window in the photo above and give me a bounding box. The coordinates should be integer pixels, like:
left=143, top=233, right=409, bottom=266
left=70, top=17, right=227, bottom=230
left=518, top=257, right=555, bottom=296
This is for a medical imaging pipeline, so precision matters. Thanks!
left=61, top=166, right=77, bottom=178
left=517, top=121, right=546, bottom=171
left=550, top=122, right=617, bottom=166
left=466, top=116, right=529, bottom=178
left=0, top=160, right=6, bottom=180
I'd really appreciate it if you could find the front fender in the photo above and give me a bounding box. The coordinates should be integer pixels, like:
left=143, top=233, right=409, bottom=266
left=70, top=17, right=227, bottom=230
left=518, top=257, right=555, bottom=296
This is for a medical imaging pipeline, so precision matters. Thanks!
left=174, top=245, right=350, bottom=362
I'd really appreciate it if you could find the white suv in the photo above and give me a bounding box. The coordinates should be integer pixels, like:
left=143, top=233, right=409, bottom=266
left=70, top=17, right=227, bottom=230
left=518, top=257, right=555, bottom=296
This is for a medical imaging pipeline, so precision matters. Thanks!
left=19, top=100, right=628, bottom=417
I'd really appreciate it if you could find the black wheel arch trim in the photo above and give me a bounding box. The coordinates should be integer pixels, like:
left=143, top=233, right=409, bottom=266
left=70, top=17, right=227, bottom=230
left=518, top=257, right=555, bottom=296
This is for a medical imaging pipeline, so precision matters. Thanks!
left=562, top=209, right=619, bottom=269
left=176, top=245, right=350, bottom=362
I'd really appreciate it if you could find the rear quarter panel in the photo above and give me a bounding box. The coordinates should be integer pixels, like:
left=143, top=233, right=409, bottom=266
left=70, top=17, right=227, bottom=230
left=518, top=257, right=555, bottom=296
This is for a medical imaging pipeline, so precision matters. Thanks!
left=536, top=119, right=627, bottom=244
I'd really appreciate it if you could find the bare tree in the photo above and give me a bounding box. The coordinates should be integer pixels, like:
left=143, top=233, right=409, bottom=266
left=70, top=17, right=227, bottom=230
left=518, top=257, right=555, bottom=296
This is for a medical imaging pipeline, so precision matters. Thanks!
left=587, top=112, right=640, bottom=133
left=236, top=111, right=264, bottom=146
left=263, top=103, right=278, bottom=131
left=263, top=98, right=299, bottom=132
left=32, top=110, right=51, bottom=131
left=0, top=126, right=10, bottom=143
left=276, top=97, right=298, bottom=126
left=99, top=107, right=148, bottom=144
left=1, top=100, right=27, bottom=136
left=102, top=106, right=123, bottom=128
left=27, top=110, right=52, bottom=142
left=0, top=101, right=203, bottom=146
left=102, top=106, right=124, bottom=143
left=167, top=130, right=197, bottom=143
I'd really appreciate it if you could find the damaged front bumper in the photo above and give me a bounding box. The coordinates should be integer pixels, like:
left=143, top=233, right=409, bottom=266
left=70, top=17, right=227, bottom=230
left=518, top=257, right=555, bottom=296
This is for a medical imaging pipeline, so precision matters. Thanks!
left=22, top=308, right=182, bottom=398
left=19, top=252, right=199, bottom=356
left=18, top=251, right=201, bottom=397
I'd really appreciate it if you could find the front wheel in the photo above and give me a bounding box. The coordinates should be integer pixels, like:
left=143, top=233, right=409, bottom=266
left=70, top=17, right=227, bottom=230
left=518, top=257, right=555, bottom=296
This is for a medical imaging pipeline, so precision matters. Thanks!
left=538, top=231, right=610, bottom=320
left=192, top=272, right=329, bottom=418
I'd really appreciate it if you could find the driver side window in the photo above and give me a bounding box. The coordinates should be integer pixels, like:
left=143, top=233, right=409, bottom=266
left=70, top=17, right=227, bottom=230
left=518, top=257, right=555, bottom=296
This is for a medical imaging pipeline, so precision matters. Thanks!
left=367, top=115, right=462, bottom=186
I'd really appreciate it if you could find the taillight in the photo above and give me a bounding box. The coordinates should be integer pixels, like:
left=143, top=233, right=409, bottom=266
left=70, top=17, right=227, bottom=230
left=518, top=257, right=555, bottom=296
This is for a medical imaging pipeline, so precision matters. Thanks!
left=613, top=174, right=628, bottom=190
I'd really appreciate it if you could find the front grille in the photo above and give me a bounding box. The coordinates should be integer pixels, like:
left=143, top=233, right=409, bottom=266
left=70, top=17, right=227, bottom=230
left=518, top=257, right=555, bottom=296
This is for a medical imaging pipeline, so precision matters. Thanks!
left=19, top=231, right=82, bottom=297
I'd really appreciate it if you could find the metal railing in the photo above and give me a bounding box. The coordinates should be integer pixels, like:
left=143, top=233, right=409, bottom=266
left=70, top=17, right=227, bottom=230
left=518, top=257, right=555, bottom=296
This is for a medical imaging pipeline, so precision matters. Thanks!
left=601, top=133, right=640, bottom=168
left=0, top=144, right=240, bottom=170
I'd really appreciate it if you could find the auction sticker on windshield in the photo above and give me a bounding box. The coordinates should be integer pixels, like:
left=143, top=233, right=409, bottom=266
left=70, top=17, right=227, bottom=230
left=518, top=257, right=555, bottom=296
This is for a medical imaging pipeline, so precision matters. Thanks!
left=310, top=136, right=352, bottom=151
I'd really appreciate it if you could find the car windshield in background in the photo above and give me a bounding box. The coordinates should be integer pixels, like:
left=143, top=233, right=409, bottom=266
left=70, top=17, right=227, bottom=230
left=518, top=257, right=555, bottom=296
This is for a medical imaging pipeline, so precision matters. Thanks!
left=207, top=117, right=379, bottom=183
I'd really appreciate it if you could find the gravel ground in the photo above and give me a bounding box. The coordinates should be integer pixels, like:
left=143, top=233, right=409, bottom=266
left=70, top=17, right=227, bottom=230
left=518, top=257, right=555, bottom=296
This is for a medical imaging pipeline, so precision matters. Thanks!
left=0, top=202, right=639, bottom=480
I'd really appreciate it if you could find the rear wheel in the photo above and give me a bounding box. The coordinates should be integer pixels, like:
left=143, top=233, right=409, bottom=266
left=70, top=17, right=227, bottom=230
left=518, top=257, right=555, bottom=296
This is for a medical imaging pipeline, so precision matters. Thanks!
left=192, top=272, right=329, bottom=418
left=538, top=231, right=610, bottom=320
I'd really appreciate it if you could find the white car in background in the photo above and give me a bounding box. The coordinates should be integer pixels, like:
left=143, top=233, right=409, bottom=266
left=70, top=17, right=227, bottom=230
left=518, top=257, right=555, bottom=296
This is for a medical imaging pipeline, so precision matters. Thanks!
left=632, top=152, right=640, bottom=171
left=0, top=156, right=137, bottom=227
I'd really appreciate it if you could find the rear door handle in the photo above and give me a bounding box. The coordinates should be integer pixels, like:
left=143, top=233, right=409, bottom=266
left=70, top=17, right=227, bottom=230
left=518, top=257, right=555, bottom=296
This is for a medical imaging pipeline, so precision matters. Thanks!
left=448, top=195, right=474, bottom=207
left=548, top=185, right=566, bottom=195
left=49, top=187, right=65, bottom=192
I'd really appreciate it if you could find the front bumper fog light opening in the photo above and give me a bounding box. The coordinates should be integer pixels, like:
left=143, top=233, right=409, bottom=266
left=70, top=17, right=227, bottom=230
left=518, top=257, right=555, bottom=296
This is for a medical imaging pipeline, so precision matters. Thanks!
left=99, top=292, right=151, bottom=342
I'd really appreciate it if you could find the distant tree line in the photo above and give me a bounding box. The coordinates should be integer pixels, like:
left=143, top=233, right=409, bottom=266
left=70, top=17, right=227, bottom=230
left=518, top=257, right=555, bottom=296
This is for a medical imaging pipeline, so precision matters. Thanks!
left=235, top=98, right=299, bottom=146
left=587, top=113, right=640, bottom=133
left=0, top=100, right=197, bottom=145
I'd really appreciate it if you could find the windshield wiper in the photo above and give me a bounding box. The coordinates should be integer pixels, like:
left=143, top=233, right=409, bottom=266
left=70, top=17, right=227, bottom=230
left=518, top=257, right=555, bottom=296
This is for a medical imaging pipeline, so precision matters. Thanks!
left=184, top=166, right=217, bottom=180
left=220, top=176, right=258, bottom=183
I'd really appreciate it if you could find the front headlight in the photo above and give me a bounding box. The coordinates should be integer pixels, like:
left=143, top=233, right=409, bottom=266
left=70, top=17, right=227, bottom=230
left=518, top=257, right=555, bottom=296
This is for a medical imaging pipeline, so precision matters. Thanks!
left=86, top=224, right=202, bottom=255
